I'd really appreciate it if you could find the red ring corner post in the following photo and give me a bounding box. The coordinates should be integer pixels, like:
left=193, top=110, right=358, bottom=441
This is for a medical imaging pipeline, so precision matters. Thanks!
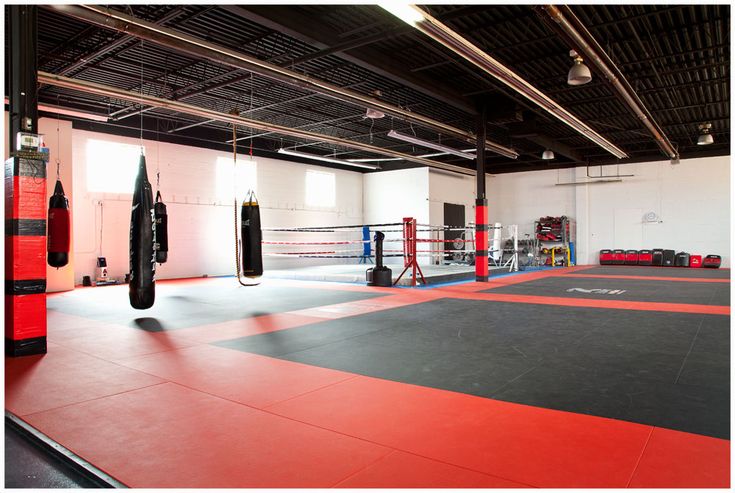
left=475, top=199, right=489, bottom=282
left=394, top=217, right=425, bottom=287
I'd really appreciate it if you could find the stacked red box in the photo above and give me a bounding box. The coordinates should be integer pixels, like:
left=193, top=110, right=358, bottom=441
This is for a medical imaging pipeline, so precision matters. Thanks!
left=638, top=250, right=653, bottom=265
left=599, top=249, right=613, bottom=265
left=612, top=249, right=626, bottom=265
left=624, top=250, right=639, bottom=265
left=689, top=255, right=703, bottom=268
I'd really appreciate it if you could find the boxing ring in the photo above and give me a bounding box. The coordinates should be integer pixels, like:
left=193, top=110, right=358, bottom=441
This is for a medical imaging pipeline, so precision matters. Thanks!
left=260, top=217, right=518, bottom=286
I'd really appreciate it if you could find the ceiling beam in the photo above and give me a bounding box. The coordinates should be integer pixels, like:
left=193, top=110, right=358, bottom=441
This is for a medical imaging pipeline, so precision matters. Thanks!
left=47, top=4, right=517, bottom=158
left=39, top=71, right=481, bottom=175
left=220, top=5, right=478, bottom=116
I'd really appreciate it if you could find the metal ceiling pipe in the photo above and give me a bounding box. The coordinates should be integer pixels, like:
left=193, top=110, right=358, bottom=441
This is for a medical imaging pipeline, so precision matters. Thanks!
left=38, top=71, right=476, bottom=176
left=543, top=5, right=678, bottom=159
left=380, top=4, right=628, bottom=160
left=45, top=5, right=518, bottom=160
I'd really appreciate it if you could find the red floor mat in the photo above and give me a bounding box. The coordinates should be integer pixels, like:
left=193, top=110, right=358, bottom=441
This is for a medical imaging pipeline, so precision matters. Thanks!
left=335, top=450, right=527, bottom=488
left=118, top=345, right=356, bottom=409
left=22, top=382, right=391, bottom=488
left=629, top=427, right=730, bottom=487
left=5, top=343, right=164, bottom=416
left=267, top=374, right=655, bottom=487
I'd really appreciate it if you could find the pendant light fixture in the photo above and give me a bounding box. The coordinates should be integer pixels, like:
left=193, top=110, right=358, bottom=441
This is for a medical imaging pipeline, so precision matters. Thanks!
left=697, top=123, right=714, bottom=145
left=567, top=50, right=592, bottom=86
left=542, top=149, right=555, bottom=160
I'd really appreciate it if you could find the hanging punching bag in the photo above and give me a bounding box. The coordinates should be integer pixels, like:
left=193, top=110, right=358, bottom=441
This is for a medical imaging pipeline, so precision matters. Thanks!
left=241, top=191, right=263, bottom=278
left=154, top=191, right=168, bottom=264
left=47, top=179, right=70, bottom=268
left=129, top=153, right=156, bottom=309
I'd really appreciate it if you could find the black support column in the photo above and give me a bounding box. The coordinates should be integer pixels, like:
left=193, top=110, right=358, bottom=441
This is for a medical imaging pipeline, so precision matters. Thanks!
left=9, top=5, right=38, bottom=147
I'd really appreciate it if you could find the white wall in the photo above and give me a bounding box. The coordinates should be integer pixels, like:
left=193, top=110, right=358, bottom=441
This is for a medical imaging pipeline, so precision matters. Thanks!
left=583, top=157, right=730, bottom=266
left=486, top=157, right=731, bottom=267
left=72, top=130, right=364, bottom=284
left=428, top=169, right=476, bottom=227
left=488, top=167, right=577, bottom=234
left=363, top=167, right=430, bottom=264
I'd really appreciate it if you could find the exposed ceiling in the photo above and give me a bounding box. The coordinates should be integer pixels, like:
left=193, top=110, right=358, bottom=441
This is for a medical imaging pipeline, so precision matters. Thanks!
left=9, top=3, right=730, bottom=174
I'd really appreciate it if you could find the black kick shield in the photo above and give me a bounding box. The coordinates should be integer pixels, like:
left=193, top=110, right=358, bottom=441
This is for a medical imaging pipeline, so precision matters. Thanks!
left=241, top=192, right=263, bottom=278
left=129, top=153, right=156, bottom=309
left=154, top=191, right=168, bottom=264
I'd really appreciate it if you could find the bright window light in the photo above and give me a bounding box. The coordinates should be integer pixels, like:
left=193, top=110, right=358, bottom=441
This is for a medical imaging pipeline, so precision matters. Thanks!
left=86, top=139, right=144, bottom=194
left=305, top=170, right=335, bottom=208
left=216, top=156, right=257, bottom=201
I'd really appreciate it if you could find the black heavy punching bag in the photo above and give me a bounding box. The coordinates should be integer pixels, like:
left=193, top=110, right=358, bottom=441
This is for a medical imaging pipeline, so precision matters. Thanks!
left=241, top=191, right=263, bottom=278
left=154, top=191, right=168, bottom=264
left=47, top=180, right=70, bottom=268
left=129, top=153, right=156, bottom=309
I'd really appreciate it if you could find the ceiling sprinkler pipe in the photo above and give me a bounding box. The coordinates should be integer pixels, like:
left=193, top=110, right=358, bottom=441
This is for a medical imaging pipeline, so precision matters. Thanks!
left=45, top=4, right=518, bottom=160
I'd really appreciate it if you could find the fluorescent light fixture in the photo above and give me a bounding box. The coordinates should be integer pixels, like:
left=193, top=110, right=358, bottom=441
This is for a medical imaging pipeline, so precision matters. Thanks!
left=555, top=179, right=623, bottom=186
left=6, top=96, right=111, bottom=122
left=347, top=157, right=403, bottom=163
left=378, top=2, right=424, bottom=26
left=277, top=148, right=380, bottom=170
left=348, top=147, right=477, bottom=162
left=387, top=130, right=475, bottom=160
left=385, top=6, right=628, bottom=160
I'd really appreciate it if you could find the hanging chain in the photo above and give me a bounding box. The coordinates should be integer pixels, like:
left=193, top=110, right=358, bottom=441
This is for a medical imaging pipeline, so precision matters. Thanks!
left=55, top=95, right=61, bottom=181
left=139, top=40, right=144, bottom=151
left=155, top=117, right=161, bottom=193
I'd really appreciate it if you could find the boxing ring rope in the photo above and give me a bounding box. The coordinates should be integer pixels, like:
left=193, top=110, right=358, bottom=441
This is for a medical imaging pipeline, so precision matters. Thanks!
left=258, top=218, right=479, bottom=285
left=258, top=217, right=520, bottom=285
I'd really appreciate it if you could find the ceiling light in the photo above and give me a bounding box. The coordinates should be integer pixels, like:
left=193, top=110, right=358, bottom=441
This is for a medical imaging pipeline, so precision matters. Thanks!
left=365, top=108, right=385, bottom=119
left=567, top=50, right=592, bottom=86
left=697, top=123, right=714, bottom=145
left=542, top=149, right=555, bottom=160
left=21, top=99, right=109, bottom=122
left=387, top=130, right=475, bottom=160
left=277, top=148, right=380, bottom=170
left=347, top=157, right=403, bottom=163
left=383, top=6, right=628, bottom=160
left=378, top=2, right=424, bottom=26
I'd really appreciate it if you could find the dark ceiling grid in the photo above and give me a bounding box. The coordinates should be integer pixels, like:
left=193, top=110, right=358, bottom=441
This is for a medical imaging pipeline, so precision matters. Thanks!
left=21, top=4, right=731, bottom=173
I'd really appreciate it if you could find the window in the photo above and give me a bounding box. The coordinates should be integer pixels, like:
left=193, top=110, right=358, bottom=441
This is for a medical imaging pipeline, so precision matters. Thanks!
left=215, top=156, right=257, bottom=201
left=86, top=139, right=144, bottom=194
left=305, top=170, right=336, bottom=207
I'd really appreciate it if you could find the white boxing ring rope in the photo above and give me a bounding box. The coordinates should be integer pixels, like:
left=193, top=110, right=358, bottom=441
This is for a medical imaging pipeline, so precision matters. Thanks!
left=258, top=219, right=520, bottom=274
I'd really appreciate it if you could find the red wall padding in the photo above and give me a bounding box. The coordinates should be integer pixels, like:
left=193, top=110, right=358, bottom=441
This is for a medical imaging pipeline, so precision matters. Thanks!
left=5, top=293, right=46, bottom=340
left=5, top=176, right=47, bottom=219
left=5, top=236, right=46, bottom=280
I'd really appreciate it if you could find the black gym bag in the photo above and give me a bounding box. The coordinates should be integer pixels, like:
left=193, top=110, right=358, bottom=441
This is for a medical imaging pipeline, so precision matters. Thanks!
left=675, top=252, right=690, bottom=267
left=662, top=249, right=676, bottom=267
left=652, top=249, right=664, bottom=266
